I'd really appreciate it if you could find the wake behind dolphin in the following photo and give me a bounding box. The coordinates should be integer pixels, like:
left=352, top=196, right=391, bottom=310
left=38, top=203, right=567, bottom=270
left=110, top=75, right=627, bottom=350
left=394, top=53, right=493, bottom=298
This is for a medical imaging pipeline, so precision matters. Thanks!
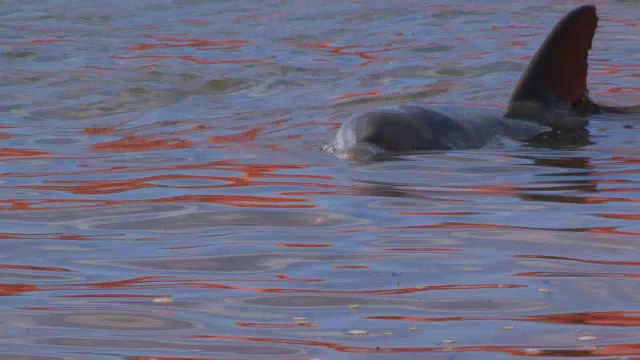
left=331, top=5, right=638, bottom=159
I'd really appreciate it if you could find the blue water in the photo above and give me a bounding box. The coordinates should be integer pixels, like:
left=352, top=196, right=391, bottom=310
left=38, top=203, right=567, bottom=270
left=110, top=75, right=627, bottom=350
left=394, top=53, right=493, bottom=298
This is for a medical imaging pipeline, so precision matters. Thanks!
left=0, top=1, right=639, bottom=359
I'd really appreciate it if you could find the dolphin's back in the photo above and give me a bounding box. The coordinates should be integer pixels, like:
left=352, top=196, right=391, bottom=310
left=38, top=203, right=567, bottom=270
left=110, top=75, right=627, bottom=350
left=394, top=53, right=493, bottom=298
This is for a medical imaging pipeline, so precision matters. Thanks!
left=332, top=104, right=544, bottom=158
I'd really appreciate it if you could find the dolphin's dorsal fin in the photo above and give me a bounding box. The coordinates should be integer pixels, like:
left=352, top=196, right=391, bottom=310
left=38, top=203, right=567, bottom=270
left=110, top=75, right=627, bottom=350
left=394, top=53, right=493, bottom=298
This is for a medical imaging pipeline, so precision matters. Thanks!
left=506, top=5, right=599, bottom=127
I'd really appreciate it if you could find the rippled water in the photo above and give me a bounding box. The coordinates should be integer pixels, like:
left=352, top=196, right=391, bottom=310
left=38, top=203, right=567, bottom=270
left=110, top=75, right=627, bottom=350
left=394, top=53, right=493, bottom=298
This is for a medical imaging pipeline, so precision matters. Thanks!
left=1, top=0, right=639, bottom=359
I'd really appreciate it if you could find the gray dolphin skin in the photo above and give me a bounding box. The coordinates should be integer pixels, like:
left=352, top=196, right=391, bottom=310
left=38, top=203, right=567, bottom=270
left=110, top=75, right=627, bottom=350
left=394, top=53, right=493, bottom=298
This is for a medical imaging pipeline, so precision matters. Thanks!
left=331, top=5, right=638, bottom=159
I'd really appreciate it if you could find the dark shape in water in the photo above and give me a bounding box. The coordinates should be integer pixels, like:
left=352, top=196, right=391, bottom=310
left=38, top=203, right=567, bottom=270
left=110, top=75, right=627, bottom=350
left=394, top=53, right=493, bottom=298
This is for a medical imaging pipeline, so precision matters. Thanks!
left=332, top=5, right=639, bottom=159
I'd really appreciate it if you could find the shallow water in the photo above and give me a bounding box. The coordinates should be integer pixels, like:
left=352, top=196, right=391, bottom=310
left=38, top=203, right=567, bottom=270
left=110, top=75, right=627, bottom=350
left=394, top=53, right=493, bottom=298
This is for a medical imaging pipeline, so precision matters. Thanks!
left=0, top=0, right=639, bottom=359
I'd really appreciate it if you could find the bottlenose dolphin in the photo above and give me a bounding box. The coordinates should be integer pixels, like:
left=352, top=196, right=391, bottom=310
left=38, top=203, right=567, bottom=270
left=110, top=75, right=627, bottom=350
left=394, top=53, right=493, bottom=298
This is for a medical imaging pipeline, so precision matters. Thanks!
left=331, top=5, right=638, bottom=159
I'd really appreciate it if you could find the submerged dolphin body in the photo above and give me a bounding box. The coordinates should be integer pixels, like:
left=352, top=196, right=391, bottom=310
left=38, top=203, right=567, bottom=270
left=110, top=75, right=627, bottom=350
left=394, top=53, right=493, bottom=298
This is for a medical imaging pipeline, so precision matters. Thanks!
left=331, top=5, right=638, bottom=159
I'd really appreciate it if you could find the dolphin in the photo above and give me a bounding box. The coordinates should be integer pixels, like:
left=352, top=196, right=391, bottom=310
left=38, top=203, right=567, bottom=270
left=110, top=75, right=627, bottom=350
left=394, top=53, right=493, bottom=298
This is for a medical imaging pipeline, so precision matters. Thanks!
left=331, top=5, right=638, bottom=159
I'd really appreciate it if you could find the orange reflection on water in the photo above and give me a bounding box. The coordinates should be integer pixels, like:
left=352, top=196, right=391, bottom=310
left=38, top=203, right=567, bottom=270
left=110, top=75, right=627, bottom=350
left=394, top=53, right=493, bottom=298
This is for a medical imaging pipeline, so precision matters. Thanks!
left=235, top=322, right=318, bottom=329
left=0, top=264, right=72, bottom=272
left=520, top=311, right=640, bottom=327
left=188, top=334, right=640, bottom=356
left=179, top=19, right=210, bottom=26
left=20, top=307, right=65, bottom=311
left=396, top=222, right=531, bottom=231
left=393, top=211, right=479, bottom=216
left=0, top=126, right=14, bottom=140
left=332, top=265, right=369, bottom=269
left=190, top=283, right=521, bottom=295
left=0, top=39, right=65, bottom=45
left=23, top=179, right=158, bottom=195
left=111, top=54, right=271, bottom=66
left=0, top=283, right=38, bottom=296
left=149, top=194, right=315, bottom=209
left=130, top=36, right=252, bottom=51
left=276, top=243, right=333, bottom=248
left=61, top=294, right=164, bottom=299
left=130, top=357, right=225, bottom=360
left=514, top=271, right=640, bottom=278
left=595, top=213, right=640, bottom=220
left=383, top=247, right=460, bottom=252
left=180, top=55, right=271, bottom=65
left=83, top=127, right=118, bottom=135
left=0, top=232, right=95, bottom=241
left=298, top=40, right=424, bottom=65
left=336, top=90, right=382, bottom=100
left=275, top=274, right=325, bottom=283
left=515, top=254, right=640, bottom=266
left=92, top=135, right=192, bottom=152
left=209, top=128, right=261, bottom=144
left=0, top=148, right=50, bottom=157
left=366, top=311, right=640, bottom=327
left=4, top=160, right=337, bottom=209
left=67, top=276, right=174, bottom=290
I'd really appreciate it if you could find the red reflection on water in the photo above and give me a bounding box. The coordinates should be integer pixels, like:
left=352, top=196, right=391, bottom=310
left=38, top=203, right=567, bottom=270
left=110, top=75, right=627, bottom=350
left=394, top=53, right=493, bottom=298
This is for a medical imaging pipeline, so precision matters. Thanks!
left=190, top=283, right=521, bottom=295
left=130, top=357, right=226, bottom=360
left=0, top=264, right=72, bottom=272
left=275, top=274, right=325, bottom=283
left=209, top=128, right=261, bottom=143
left=298, top=40, right=426, bottom=65
left=383, top=248, right=460, bottom=252
left=0, top=284, right=38, bottom=296
left=188, top=334, right=640, bottom=356
left=0, top=39, right=64, bottom=45
left=92, top=135, right=192, bottom=152
left=61, top=294, right=163, bottom=298
left=421, top=101, right=506, bottom=109
left=0, top=126, right=14, bottom=140
left=277, top=243, right=333, bottom=248
left=67, top=276, right=172, bottom=289
left=515, top=254, right=640, bottom=266
left=585, top=227, right=640, bottom=236
left=20, top=307, right=64, bottom=311
left=603, top=17, right=640, bottom=27
left=393, top=211, right=479, bottom=216
left=397, top=222, right=530, bottom=231
left=336, top=90, right=382, bottom=100
left=0, top=148, right=50, bottom=157
left=24, top=179, right=158, bottom=195
left=149, top=194, right=315, bottom=209
left=367, top=311, right=640, bottom=327
left=521, top=311, right=640, bottom=327
left=235, top=322, right=318, bottom=329
left=179, top=19, right=210, bottom=26
left=591, top=85, right=640, bottom=97
left=111, top=54, right=271, bottom=66
left=491, top=24, right=543, bottom=30
left=0, top=199, right=124, bottom=211
left=0, top=232, right=95, bottom=240
left=515, top=271, right=640, bottom=278
left=2, top=159, right=320, bottom=180
left=4, top=161, right=334, bottom=209
left=596, top=213, right=640, bottom=220
left=366, top=315, right=468, bottom=323
left=446, top=184, right=517, bottom=195
left=180, top=55, right=270, bottom=65
left=461, top=51, right=491, bottom=60
left=57, top=235, right=93, bottom=240
left=130, top=36, right=252, bottom=51
left=83, top=127, right=118, bottom=135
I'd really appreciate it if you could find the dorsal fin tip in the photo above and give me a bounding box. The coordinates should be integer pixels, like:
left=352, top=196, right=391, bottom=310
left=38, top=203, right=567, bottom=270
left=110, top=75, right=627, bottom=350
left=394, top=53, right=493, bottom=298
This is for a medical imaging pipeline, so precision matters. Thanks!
left=506, top=4, right=599, bottom=122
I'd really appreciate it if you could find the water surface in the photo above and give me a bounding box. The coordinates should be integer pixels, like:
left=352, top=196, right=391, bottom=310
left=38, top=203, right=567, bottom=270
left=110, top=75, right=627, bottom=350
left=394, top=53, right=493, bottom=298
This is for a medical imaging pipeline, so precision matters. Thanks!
left=0, top=0, right=639, bottom=359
